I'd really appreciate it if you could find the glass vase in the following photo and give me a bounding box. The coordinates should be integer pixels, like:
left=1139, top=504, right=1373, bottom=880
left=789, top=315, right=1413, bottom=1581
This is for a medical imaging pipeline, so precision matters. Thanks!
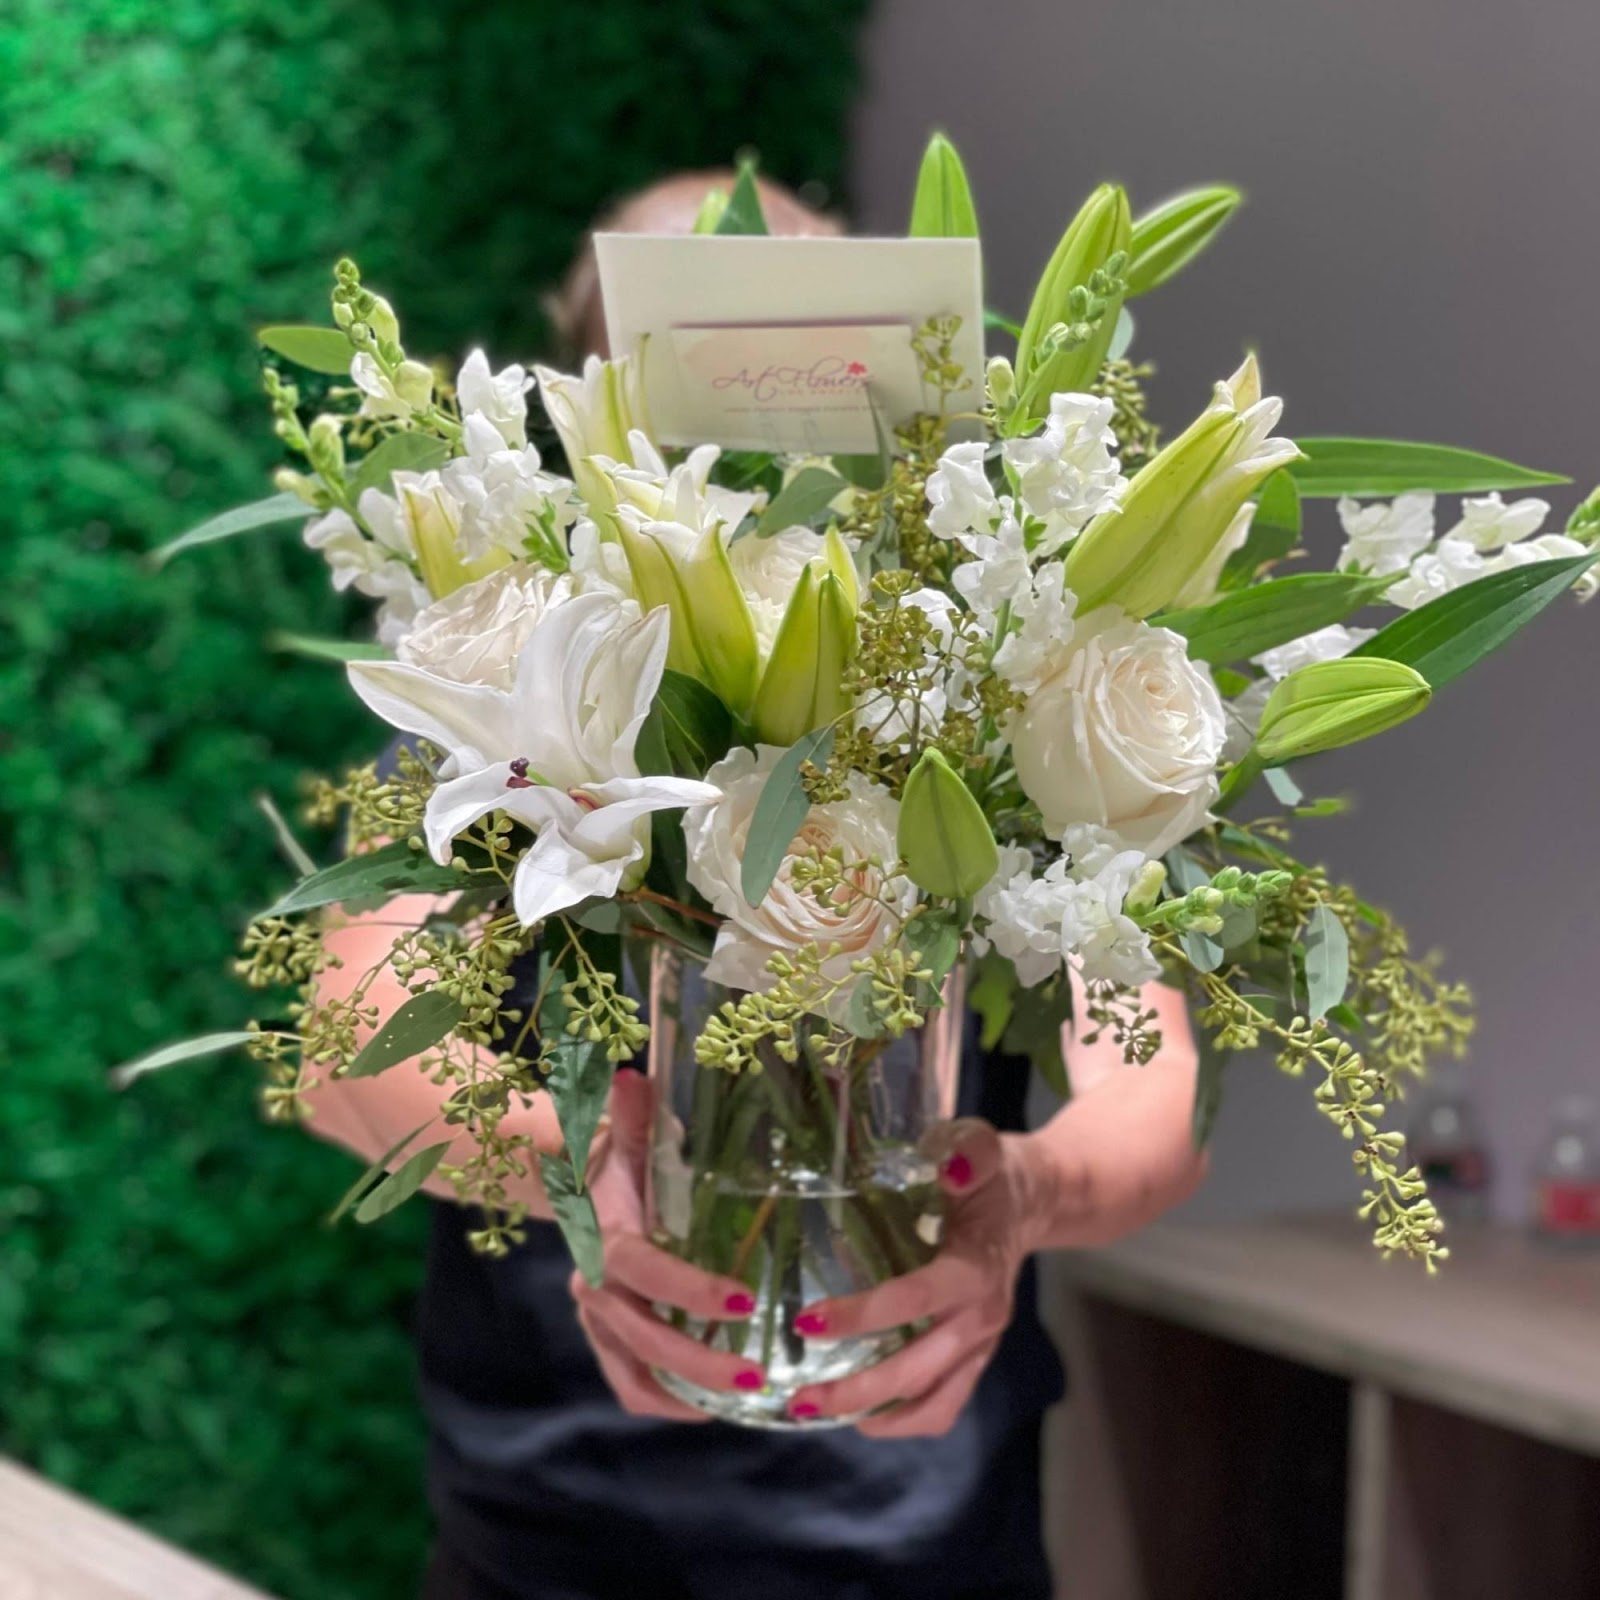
left=643, top=941, right=964, bottom=1428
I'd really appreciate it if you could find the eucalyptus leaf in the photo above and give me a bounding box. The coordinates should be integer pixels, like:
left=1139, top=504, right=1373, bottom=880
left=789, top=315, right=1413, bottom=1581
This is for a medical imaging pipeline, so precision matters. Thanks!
left=344, top=991, right=463, bottom=1078
left=546, top=1036, right=613, bottom=1187
left=258, top=324, right=354, bottom=375
left=1264, top=766, right=1304, bottom=807
left=254, top=791, right=317, bottom=877
left=1158, top=572, right=1391, bottom=665
left=1165, top=848, right=1225, bottom=972
left=148, top=493, right=310, bottom=568
left=1303, top=902, right=1350, bottom=1022
left=263, top=839, right=472, bottom=917
left=903, top=913, right=962, bottom=995
left=1125, top=185, right=1243, bottom=297
left=268, top=632, right=388, bottom=663
left=1351, top=552, right=1597, bottom=689
left=1000, top=972, right=1074, bottom=1099
left=354, top=1141, right=452, bottom=1223
left=1107, top=306, right=1135, bottom=361
left=327, top=1123, right=433, bottom=1224
left=754, top=467, right=848, bottom=537
left=740, top=726, right=835, bottom=905
left=110, top=1031, right=257, bottom=1089
left=541, top=1153, right=605, bottom=1284
left=968, top=952, right=1016, bottom=1051
left=1290, top=438, right=1567, bottom=497
left=349, top=431, right=451, bottom=499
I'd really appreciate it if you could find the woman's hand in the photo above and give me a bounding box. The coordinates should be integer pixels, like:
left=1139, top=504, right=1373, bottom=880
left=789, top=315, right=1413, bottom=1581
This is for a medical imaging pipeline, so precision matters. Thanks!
left=783, top=1120, right=1046, bottom=1435
left=569, top=1071, right=773, bottom=1421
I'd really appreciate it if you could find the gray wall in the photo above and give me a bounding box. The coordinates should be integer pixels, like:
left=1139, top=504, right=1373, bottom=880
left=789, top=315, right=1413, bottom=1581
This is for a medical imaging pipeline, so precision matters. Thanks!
left=850, top=0, right=1600, bottom=1221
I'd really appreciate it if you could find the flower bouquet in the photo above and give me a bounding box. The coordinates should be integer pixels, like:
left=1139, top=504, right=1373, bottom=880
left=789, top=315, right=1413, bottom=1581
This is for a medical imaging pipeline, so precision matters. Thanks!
left=125, top=142, right=1598, bottom=1427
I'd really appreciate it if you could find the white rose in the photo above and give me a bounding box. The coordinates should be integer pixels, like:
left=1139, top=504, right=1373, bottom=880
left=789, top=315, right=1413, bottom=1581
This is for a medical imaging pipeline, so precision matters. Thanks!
left=684, top=745, right=916, bottom=993
left=456, top=349, right=532, bottom=449
left=396, top=565, right=577, bottom=689
left=1011, top=611, right=1226, bottom=856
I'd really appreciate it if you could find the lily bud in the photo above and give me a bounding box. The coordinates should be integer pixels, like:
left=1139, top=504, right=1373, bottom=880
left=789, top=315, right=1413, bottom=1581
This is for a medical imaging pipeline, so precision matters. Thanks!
left=1063, top=354, right=1301, bottom=617
left=1014, top=184, right=1132, bottom=416
left=1254, top=657, right=1431, bottom=765
left=750, top=565, right=856, bottom=746
left=396, top=476, right=510, bottom=598
left=908, top=132, right=979, bottom=239
left=897, top=748, right=999, bottom=901
left=535, top=355, right=652, bottom=513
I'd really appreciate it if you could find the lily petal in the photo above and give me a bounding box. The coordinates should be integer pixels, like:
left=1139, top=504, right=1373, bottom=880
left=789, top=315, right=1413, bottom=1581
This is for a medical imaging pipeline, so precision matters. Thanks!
left=423, top=764, right=577, bottom=865
left=348, top=660, right=514, bottom=769
left=511, top=828, right=638, bottom=926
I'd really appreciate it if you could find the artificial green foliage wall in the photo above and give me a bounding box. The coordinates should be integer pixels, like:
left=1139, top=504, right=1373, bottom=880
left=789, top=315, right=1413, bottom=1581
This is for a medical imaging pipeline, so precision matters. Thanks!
left=0, top=4, right=868, bottom=1597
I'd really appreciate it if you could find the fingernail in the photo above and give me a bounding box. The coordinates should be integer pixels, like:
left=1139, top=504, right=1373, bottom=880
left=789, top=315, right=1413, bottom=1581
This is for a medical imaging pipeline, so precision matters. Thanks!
left=733, top=1369, right=765, bottom=1392
left=789, top=1400, right=821, bottom=1420
left=724, top=1292, right=756, bottom=1315
left=942, top=1152, right=974, bottom=1189
left=794, top=1311, right=828, bottom=1337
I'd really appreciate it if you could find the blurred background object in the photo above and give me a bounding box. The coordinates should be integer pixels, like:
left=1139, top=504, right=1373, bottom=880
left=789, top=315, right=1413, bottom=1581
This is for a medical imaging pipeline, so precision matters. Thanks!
left=0, top=4, right=866, bottom=1597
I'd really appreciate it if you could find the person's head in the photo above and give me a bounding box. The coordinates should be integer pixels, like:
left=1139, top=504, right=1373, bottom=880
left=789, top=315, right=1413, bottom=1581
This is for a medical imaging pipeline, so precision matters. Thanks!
left=549, top=170, right=841, bottom=360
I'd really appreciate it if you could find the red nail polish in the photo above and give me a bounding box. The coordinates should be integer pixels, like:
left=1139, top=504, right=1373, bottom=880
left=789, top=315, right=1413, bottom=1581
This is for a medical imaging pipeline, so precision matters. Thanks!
left=733, top=1369, right=765, bottom=1391
left=790, top=1400, right=821, bottom=1419
left=724, top=1292, right=756, bottom=1316
left=943, top=1151, right=974, bottom=1189
left=794, top=1311, right=828, bottom=1337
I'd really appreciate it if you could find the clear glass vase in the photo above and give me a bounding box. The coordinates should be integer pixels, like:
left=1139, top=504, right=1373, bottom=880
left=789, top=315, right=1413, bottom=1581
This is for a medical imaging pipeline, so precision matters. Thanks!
left=643, top=941, right=964, bottom=1428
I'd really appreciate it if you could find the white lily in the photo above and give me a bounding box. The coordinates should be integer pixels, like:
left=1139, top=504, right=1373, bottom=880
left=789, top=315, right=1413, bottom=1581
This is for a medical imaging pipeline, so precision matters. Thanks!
left=347, top=591, right=717, bottom=926
left=535, top=354, right=651, bottom=512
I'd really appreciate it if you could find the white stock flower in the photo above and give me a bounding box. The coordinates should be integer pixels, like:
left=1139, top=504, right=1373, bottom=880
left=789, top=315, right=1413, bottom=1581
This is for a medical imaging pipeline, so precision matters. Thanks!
left=396, top=565, right=577, bottom=690
left=925, top=441, right=999, bottom=537
left=1445, top=492, right=1550, bottom=551
left=950, top=501, right=1033, bottom=622
left=444, top=413, right=575, bottom=563
left=1253, top=622, right=1376, bottom=681
left=1057, top=850, right=1162, bottom=988
left=992, top=560, right=1077, bottom=694
left=1484, top=531, right=1588, bottom=571
left=684, top=746, right=915, bottom=994
left=1388, top=537, right=1485, bottom=610
left=348, top=592, right=716, bottom=926
left=456, top=350, right=532, bottom=449
left=1001, top=392, right=1126, bottom=554
left=303, top=507, right=430, bottom=646
left=1011, top=610, right=1226, bottom=856
left=1337, top=492, right=1435, bottom=575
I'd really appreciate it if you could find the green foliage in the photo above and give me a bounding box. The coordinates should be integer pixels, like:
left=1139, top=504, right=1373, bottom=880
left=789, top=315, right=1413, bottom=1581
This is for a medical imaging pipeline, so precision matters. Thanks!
left=0, top=2, right=867, bottom=1597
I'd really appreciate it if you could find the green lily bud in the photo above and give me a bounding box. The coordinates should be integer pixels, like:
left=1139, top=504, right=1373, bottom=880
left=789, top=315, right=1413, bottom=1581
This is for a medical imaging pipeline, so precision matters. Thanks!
left=403, top=478, right=510, bottom=598
left=1064, top=354, right=1301, bottom=617
left=1014, top=184, right=1131, bottom=419
left=750, top=566, right=856, bottom=746
left=617, top=517, right=760, bottom=713
left=898, top=749, right=999, bottom=900
left=1254, top=657, right=1432, bottom=766
left=692, top=188, right=729, bottom=234
left=908, top=132, right=979, bottom=239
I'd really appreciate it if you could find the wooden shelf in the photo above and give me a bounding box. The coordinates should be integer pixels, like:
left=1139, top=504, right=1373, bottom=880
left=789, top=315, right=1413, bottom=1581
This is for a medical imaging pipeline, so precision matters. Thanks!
left=1043, top=1216, right=1600, bottom=1600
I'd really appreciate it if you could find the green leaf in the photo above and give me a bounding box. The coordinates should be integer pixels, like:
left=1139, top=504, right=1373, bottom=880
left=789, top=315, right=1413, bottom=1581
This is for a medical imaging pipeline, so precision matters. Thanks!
left=1351, top=552, right=1597, bottom=689
left=1192, top=1033, right=1230, bottom=1147
left=148, top=492, right=310, bottom=568
left=110, top=1031, right=257, bottom=1089
left=1218, top=522, right=1298, bottom=592
left=635, top=669, right=734, bottom=779
left=740, top=726, right=835, bottom=905
left=1254, top=469, right=1301, bottom=535
left=258, top=324, right=354, bottom=375
left=903, top=912, right=962, bottom=995
left=1158, top=572, right=1391, bottom=665
left=354, top=1141, right=452, bottom=1223
left=1125, top=185, right=1243, bottom=297
left=754, top=466, right=849, bottom=537
left=1290, top=438, right=1568, bottom=498
left=908, top=131, right=979, bottom=238
left=714, top=160, right=769, bottom=236
left=344, top=991, right=464, bottom=1078
left=327, top=1124, right=433, bottom=1225
left=1000, top=972, right=1075, bottom=1099
left=349, top=431, right=451, bottom=499
left=545, top=1036, right=612, bottom=1189
left=540, top=1153, right=605, bottom=1284
left=267, top=631, right=388, bottom=663
left=968, top=951, right=1016, bottom=1051
left=263, top=839, right=471, bottom=917
left=1107, top=305, right=1135, bottom=361
left=1303, top=902, right=1350, bottom=1022
left=983, top=307, right=1022, bottom=339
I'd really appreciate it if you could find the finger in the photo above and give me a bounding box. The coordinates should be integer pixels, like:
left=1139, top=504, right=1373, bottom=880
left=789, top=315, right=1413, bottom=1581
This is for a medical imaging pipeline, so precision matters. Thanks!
left=588, top=1072, right=652, bottom=1233
left=604, top=1231, right=760, bottom=1322
left=579, top=1284, right=767, bottom=1395
left=856, top=1343, right=995, bottom=1438
left=797, top=1250, right=989, bottom=1340
left=578, top=1304, right=709, bottom=1422
left=922, top=1117, right=1004, bottom=1197
left=788, top=1308, right=988, bottom=1421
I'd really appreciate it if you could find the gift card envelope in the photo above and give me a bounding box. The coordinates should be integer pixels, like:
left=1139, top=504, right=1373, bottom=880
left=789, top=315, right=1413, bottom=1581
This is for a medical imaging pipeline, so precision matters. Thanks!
left=596, top=234, right=985, bottom=456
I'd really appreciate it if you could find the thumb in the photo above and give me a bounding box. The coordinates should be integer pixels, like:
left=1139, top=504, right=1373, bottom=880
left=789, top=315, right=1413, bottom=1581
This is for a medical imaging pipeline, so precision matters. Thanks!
left=923, top=1117, right=1003, bottom=1199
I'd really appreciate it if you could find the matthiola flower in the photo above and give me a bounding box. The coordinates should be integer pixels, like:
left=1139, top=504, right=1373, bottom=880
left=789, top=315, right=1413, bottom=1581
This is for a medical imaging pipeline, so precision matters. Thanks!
left=1010, top=610, right=1226, bottom=856
left=925, top=441, right=999, bottom=537
left=1000, top=391, right=1126, bottom=554
left=1337, top=492, right=1435, bottom=575
left=991, top=560, right=1077, bottom=694
left=302, top=507, right=430, bottom=646
left=684, top=745, right=915, bottom=994
left=949, top=500, right=1033, bottom=622
left=1388, top=537, right=1485, bottom=610
left=443, top=413, right=576, bottom=565
left=1253, top=622, right=1376, bottom=681
left=1445, top=492, right=1550, bottom=551
left=1484, top=531, right=1589, bottom=570
left=348, top=591, right=716, bottom=926
left=456, top=350, right=532, bottom=449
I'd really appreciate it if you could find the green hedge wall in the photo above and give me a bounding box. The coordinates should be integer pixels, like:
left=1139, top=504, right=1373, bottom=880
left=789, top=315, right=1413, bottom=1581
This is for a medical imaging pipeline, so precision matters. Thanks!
left=0, top=5, right=868, bottom=1597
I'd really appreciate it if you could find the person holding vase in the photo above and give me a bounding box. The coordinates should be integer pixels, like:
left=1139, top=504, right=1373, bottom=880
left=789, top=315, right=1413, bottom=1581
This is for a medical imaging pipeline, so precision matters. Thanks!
left=305, top=171, right=1207, bottom=1600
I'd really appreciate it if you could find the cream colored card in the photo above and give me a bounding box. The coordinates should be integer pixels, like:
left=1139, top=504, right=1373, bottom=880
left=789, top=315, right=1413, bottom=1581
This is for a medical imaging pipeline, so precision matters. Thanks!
left=596, top=234, right=984, bottom=455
